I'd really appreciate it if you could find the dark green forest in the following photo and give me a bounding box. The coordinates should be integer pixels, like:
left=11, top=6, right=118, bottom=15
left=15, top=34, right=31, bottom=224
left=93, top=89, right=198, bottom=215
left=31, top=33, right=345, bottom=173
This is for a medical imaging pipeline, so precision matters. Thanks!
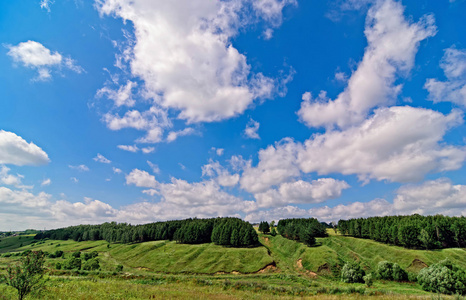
left=34, top=217, right=258, bottom=247
left=277, top=218, right=328, bottom=246
left=338, top=215, right=466, bottom=249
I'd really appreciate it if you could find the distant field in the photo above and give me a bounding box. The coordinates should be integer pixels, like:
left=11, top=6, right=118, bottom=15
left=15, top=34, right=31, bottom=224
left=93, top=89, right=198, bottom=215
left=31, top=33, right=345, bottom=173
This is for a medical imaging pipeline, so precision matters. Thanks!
left=1, top=231, right=466, bottom=299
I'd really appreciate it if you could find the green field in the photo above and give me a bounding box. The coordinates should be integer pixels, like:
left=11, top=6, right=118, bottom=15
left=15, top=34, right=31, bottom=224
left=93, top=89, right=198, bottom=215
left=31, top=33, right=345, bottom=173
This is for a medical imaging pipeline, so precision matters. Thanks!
left=1, top=231, right=465, bottom=299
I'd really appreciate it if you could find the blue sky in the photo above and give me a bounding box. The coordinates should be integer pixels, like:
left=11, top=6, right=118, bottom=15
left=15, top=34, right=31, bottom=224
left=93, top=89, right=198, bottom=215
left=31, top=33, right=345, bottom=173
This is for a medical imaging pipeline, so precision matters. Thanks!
left=1, top=0, right=466, bottom=230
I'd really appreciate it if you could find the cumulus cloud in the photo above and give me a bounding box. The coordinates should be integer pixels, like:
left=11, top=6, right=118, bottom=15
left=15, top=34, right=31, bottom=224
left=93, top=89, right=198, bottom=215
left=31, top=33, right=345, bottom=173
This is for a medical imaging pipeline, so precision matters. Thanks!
left=69, top=164, right=89, bottom=172
left=254, top=178, right=350, bottom=208
left=298, top=0, right=436, bottom=129
left=0, top=130, right=50, bottom=166
left=240, top=138, right=301, bottom=193
left=212, top=147, right=224, bottom=156
left=93, top=153, right=111, bottom=164
left=425, top=47, right=466, bottom=107
left=247, top=178, right=466, bottom=223
left=166, top=128, right=197, bottom=143
left=244, top=119, right=260, bottom=139
left=0, top=166, right=28, bottom=188
left=6, top=40, right=83, bottom=81
left=95, top=0, right=286, bottom=124
left=96, top=80, right=137, bottom=107
left=298, top=106, right=466, bottom=183
left=141, top=147, right=155, bottom=154
left=202, top=160, right=239, bottom=187
left=113, top=167, right=122, bottom=174
left=117, top=145, right=139, bottom=152
left=125, top=169, right=158, bottom=188
left=393, top=178, right=466, bottom=215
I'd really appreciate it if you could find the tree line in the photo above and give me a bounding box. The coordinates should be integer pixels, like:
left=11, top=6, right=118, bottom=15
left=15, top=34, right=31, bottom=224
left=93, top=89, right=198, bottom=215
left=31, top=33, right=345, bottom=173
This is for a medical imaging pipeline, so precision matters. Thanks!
left=338, top=214, right=466, bottom=249
left=276, top=218, right=328, bottom=246
left=34, top=217, right=258, bottom=247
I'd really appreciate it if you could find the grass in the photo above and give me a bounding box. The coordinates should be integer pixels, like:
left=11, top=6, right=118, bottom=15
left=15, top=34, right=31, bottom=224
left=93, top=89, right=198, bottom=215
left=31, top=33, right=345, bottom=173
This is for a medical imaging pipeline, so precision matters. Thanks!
left=1, top=231, right=466, bottom=299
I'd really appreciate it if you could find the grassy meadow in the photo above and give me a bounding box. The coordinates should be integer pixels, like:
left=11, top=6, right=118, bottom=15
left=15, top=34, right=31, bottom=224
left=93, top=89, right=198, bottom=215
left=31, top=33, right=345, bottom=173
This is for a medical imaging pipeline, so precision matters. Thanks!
left=1, top=230, right=466, bottom=299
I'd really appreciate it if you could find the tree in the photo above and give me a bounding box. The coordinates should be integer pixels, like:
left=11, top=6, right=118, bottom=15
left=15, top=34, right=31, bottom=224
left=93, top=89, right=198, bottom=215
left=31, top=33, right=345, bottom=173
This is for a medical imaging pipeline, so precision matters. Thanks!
left=258, top=221, right=270, bottom=234
left=341, top=262, right=365, bottom=283
left=4, top=250, right=46, bottom=300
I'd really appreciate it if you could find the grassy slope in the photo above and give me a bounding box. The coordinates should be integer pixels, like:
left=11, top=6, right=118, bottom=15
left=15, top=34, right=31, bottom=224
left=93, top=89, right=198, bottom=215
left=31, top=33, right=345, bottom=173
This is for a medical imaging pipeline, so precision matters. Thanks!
left=0, top=235, right=36, bottom=253
left=1, top=238, right=273, bottom=274
left=108, top=240, right=273, bottom=273
left=262, top=231, right=466, bottom=275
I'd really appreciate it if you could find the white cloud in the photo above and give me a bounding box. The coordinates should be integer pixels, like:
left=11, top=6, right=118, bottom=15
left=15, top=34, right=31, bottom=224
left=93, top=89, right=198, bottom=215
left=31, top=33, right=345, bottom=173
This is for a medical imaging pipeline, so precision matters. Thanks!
left=240, top=138, right=301, bottom=193
left=248, top=178, right=466, bottom=223
left=298, top=106, right=466, bottom=183
left=69, top=164, right=89, bottom=172
left=125, top=169, right=158, bottom=188
left=393, top=178, right=466, bottom=215
left=147, top=161, right=160, bottom=174
left=253, top=0, right=297, bottom=39
left=229, top=155, right=251, bottom=171
left=97, top=80, right=137, bottom=107
left=6, top=40, right=83, bottom=81
left=244, top=118, right=260, bottom=139
left=41, top=178, right=51, bottom=186
left=95, top=0, right=294, bottom=125
left=212, top=147, right=224, bottom=156
left=142, top=147, right=155, bottom=154
left=202, top=160, right=239, bottom=187
left=0, top=130, right=50, bottom=166
left=0, top=166, right=27, bottom=188
left=117, top=144, right=139, bottom=152
left=298, top=0, right=436, bottom=129
left=70, top=177, right=79, bottom=183
left=113, top=167, right=122, bottom=174
left=93, top=153, right=111, bottom=164
left=104, top=107, right=170, bottom=132
left=166, top=128, right=197, bottom=143
left=51, top=197, right=118, bottom=221
left=425, top=47, right=466, bottom=107
left=40, top=0, right=53, bottom=12
left=254, top=178, right=350, bottom=208
left=136, top=127, right=164, bottom=144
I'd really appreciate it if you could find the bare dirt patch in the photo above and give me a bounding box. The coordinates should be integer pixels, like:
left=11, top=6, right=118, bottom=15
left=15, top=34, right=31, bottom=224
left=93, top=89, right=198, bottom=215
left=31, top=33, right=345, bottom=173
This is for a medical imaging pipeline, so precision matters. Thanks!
left=256, top=261, right=277, bottom=273
left=408, top=259, right=428, bottom=272
left=297, top=258, right=303, bottom=269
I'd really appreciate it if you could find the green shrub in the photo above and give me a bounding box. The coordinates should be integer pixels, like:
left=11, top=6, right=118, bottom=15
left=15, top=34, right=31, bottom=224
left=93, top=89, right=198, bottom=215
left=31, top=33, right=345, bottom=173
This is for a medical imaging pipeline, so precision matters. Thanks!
left=55, top=262, right=62, bottom=270
left=64, top=258, right=81, bottom=270
left=71, top=251, right=81, bottom=258
left=82, top=258, right=100, bottom=271
left=363, top=273, right=374, bottom=287
left=341, top=262, right=365, bottom=283
left=417, top=259, right=466, bottom=295
left=392, top=263, right=408, bottom=281
left=376, top=261, right=393, bottom=280
left=116, top=265, right=123, bottom=272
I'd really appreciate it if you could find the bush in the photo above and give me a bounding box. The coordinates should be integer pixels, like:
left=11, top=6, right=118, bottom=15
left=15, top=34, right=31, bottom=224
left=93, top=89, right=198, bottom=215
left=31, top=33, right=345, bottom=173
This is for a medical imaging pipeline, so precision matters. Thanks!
left=116, top=265, right=123, bottom=272
left=363, top=273, right=374, bottom=287
left=392, top=263, right=408, bottom=281
left=4, top=250, right=46, bottom=300
left=71, top=251, right=81, bottom=259
left=82, top=258, right=100, bottom=271
left=376, top=261, right=408, bottom=281
left=63, top=258, right=81, bottom=270
left=83, top=251, right=98, bottom=261
left=417, top=259, right=466, bottom=295
left=341, top=262, right=365, bottom=283
left=376, top=261, right=393, bottom=280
